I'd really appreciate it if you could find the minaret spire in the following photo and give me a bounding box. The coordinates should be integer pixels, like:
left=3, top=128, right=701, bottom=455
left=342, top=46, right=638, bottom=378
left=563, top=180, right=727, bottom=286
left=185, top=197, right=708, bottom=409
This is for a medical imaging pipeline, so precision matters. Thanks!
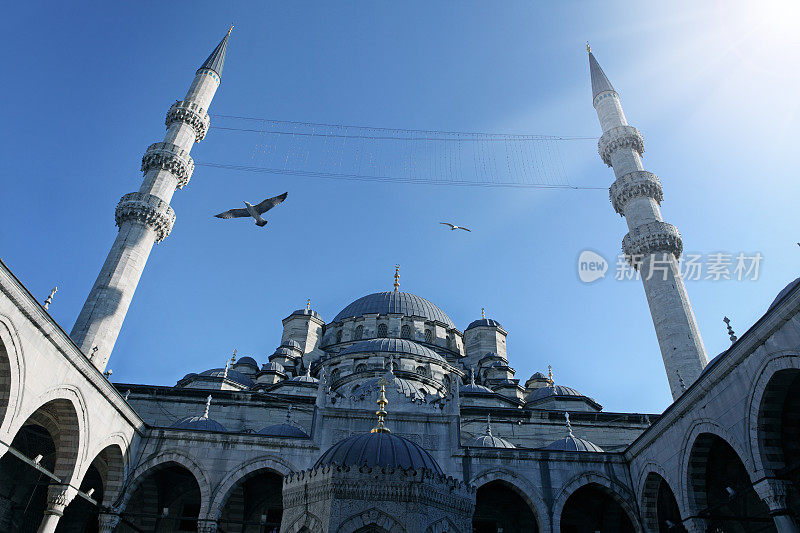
left=71, top=29, right=232, bottom=371
left=589, top=49, right=707, bottom=400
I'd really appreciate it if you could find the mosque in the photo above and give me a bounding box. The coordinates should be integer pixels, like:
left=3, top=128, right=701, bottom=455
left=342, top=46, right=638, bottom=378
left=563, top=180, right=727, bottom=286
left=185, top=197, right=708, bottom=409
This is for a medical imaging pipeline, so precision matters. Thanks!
left=1, top=27, right=800, bottom=533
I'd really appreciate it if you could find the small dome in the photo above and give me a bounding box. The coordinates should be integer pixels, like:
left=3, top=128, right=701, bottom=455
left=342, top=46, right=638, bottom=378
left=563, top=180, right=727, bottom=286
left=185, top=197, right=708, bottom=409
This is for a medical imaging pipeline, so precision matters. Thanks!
left=181, top=372, right=198, bottom=381
left=545, top=435, right=604, bottom=452
left=333, top=292, right=455, bottom=328
left=170, top=416, right=227, bottom=432
left=466, top=433, right=515, bottom=449
left=281, top=339, right=303, bottom=350
left=466, top=318, right=503, bottom=330
left=530, top=372, right=548, bottom=380
left=198, top=368, right=254, bottom=388
left=288, top=371, right=319, bottom=384
left=262, top=362, right=285, bottom=373
left=289, top=308, right=322, bottom=320
left=257, top=423, right=309, bottom=438
left=339, top=339, right=445, bottom=362
left=769, top=277, right=800, bottom=312
left=315, top=431, right=442, bottom=474
left=460, top=382, right=494, bottom=394
left=234, top=356, right=259, bottom=369
left=272, top=347, right=296, bottom=357
left=527, top=385, right=584, bottom=402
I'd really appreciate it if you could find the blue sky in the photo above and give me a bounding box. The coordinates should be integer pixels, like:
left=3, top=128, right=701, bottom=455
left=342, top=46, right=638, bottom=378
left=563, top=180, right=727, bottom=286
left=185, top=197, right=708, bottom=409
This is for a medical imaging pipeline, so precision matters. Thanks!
left=1, top=2, right=798, bottom=414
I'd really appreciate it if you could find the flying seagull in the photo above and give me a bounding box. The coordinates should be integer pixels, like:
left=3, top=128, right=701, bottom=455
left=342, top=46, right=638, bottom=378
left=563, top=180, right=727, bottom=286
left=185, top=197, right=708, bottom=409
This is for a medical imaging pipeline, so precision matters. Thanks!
left=215, top=192, right=288, bottom=227
left=440, top=222, right=471, bottom=232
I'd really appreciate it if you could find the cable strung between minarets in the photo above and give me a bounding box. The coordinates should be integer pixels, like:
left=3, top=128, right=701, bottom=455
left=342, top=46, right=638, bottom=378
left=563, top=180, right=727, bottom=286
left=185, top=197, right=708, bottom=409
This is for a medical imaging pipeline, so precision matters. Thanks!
left=589, top=47, right=708, bottom=400
left=70, top=27, right=233, bottom=371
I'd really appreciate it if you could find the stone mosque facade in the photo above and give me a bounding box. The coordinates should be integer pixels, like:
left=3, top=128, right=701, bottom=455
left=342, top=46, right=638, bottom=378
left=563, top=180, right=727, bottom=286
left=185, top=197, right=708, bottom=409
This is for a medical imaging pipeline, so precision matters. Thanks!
left=1, top=28, right=800, bottom=533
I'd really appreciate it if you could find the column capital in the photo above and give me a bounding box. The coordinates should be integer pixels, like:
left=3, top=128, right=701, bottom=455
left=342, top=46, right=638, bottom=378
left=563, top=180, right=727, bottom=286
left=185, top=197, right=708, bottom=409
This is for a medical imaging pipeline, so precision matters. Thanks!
left=753, top=478, right=793, bottom=513
left=609, top=170, right=663, bottom=216
left=43, top=485, right=73, bottom=517
left=598, top=125, right=644, bottom=166
left=141, top=142, right=195, bottom=189
left=166, top=99, right=210, bottom=142
left=197, top=518, right=219, bottom=533
left=98, top=511, right=121, bottom=532
left=115, top=192, right=176, bottom=242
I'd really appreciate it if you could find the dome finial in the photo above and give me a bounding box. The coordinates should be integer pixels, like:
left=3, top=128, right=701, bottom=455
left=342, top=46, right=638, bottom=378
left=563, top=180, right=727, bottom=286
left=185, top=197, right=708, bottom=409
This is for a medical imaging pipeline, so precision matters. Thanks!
left=231, top=349, right=237, bottom=363
left=223, top=358, right=230, bottom=380
left=481, top=307, right=485, bottom=319
left=371, top=376, right=391, bottom=433
left=43, top=286, right=58, bottom=310
left=485, top=413, right=493, bottom=436
left=723, top=316, right=738, bottom=343
left=470, top=366, right=476, bottom=385
left=393, top=264, right=400, bottom=291
left=286, top=404, right=293, bottom=423
left=387, top=354, right=395, bottom=374
left=565, top=412, right=573, bottom=437
left=204, top=395, right=212, bottom=418
left=306, top=298, right=311, bottom=311
left=586, top=41, right=591, bottom=53
left=547, top=365, right=554, bottom=386
left=228, top=24, right=234, bottom=36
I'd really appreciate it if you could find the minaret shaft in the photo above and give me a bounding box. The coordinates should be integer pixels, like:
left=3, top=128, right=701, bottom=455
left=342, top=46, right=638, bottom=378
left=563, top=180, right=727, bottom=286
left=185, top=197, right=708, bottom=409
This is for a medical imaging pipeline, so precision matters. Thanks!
left=71, top=33, right=229, bottom=371
left=590, top=52, right=707, bottom=400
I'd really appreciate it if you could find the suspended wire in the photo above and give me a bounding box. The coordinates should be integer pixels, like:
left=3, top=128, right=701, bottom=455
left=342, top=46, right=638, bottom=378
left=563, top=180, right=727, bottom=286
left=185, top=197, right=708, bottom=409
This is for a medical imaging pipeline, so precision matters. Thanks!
left=205, top=113, right=603, bottom=190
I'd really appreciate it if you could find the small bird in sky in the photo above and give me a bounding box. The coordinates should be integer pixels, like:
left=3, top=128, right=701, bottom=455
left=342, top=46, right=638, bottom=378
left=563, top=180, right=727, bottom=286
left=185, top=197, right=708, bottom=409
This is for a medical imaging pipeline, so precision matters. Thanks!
left=440, top=222, right=471, bottom=232
left=215, top=192, right=288, bottom=227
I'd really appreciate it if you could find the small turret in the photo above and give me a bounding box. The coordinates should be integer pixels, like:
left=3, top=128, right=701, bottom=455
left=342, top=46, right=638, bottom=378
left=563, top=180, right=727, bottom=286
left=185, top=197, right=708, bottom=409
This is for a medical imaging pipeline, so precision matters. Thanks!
left=464, top=309, right=508, bottom=367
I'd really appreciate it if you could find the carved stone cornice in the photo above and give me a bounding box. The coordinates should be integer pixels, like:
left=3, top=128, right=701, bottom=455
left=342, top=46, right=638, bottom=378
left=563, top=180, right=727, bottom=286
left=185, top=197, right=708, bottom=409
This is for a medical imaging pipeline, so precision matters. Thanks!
left=166, top=100, right=210, bottom=142
left=609, top=171, right=663, bottom=216
left=141, top=142, right=195, bottom=189
left=115, top=192, right=176, bottom=242
left=622, top=221, right=683, bottom=265
left=598, top=125, right=644, bottom=167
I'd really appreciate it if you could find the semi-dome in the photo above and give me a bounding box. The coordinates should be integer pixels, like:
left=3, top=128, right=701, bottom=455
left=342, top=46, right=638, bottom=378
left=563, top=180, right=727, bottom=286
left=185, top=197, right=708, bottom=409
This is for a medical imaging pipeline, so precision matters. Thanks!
left=170, top=415, right=227, bottom=432
left=314, top=431, right=442, bottom=474
left=352, top=375, right=425, bottom=401
left=199, top=368, right=254, bottom=388
left=527, top=385, right=584, bottom=402
left=258, top=422, right=309, bottom=438
left=545, top=435, right=604, bottom=452
left=333, top=291, right=455, bottom=328
left=339, top=338, right=445, bottom=362
left=466, top=318, right=503, bottom=330
left=288, top=367, right=319, bottom=384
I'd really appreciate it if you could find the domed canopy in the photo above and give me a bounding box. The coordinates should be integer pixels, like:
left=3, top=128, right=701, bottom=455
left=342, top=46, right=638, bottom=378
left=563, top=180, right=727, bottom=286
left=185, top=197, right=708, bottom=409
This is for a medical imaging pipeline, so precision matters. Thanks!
left=333, top=292, right=455, bottom=327
left=339, top=338, right=445, bottom=362
left=545, top=435, right=604, bottom=452
left=527, top=385, right=584, bottom=402
left=315, top=431, right=442, bottom=474
left=289, top=308, right=322, bottom=320
left=466, top=318, right=503, bottom=330
left=199, top=368, right=253, bottom=388
left=234, top=356, right=259, bottom=369
left=170, top=416, right=227, bottom=432
left=258, top=423, right=309, bottom=438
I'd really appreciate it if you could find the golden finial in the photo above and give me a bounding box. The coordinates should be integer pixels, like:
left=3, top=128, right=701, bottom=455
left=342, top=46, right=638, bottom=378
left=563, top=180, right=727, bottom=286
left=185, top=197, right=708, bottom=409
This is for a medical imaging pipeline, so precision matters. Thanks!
left=547, top=365, right=554, bottom=386
left=203, top=395, right=212, bottom=418
left=481, top=307, right=485, bottom=319
left=231, top=349, right=237, bottom=363
left=586, top=41, right=591, bottom=53
left=43, top=286, right=58, bottom=310
left=228, top=24, right=234, bottom=36
left=371, top=376, right=391, bottom=433
left=393, top=265, right=400, bottom=291
left=306, top=298, right=311, bottom=311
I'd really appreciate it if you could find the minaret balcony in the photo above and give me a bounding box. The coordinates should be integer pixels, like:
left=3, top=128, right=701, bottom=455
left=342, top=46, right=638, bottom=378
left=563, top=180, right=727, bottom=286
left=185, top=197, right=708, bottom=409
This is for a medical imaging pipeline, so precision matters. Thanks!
left=115, top=192, right=176, bottom=242
left=609, top=171, right=664, bottom=216
left=622, top=221, right=683, bottom=266
left=141, top=142, right=195, bottom=189
left=166, top=99, right=210, bottom=142
left=598, top=125, right=644, bottom=167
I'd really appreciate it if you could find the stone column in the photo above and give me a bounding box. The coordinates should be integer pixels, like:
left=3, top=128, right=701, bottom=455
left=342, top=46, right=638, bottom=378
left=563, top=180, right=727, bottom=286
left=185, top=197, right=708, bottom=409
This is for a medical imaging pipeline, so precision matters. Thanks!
left=753, top=478, right=800, bottom=533
left=98, top=511, right=121, bottom=532
left=36, top=487, right=71, bottom=533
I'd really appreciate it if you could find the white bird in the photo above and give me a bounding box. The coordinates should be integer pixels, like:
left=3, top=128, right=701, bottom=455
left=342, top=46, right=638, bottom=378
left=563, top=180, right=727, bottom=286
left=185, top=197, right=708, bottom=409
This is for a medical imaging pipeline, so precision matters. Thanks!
left=215, top=192, right=288, bottom=227
left=440, top=222, right=471, bottom=232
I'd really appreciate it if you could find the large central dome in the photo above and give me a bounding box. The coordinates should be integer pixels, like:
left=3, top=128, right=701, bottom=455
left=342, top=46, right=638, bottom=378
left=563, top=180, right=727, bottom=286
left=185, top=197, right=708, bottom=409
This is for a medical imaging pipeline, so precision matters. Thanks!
left=333, top=291, right=455, bottom=328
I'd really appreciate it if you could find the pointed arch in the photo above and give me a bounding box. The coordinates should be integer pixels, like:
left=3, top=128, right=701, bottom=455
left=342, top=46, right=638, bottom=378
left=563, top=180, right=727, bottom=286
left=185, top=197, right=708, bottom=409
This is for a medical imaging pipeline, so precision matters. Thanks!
left=551, top=471, right=641, bottom=533
left=0, top=315, right=24, bottom=441
left=207, top=454, right=296, bottom=520
left=470, top=467, right=549, bottom=532
left=338, top=507, right=405, bottom=533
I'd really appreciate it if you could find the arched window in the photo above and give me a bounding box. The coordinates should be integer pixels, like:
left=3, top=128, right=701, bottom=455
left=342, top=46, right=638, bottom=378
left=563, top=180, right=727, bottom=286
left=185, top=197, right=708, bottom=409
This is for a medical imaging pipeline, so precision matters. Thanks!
left=424, top=329, right=433, bottom=343
left=354, top=325, right=364, bottom=340
left=401, top=324, right=412, bottom=339
left=446, top=336, right=453, bottom=349
left=416, top=366, right=427, bottom=377
left=336, top=330, right=343, bottom=343
left=377, top=324, right=388, bottom=338
left=355, top=364, right=367, bottom=373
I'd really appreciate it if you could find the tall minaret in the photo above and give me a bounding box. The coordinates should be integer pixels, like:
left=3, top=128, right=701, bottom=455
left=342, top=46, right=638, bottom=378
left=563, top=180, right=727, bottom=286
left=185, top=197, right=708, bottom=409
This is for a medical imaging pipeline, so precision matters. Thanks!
left=588, top=47, right=707, bottom=400
left=71, top=28, right=232, bottom=371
